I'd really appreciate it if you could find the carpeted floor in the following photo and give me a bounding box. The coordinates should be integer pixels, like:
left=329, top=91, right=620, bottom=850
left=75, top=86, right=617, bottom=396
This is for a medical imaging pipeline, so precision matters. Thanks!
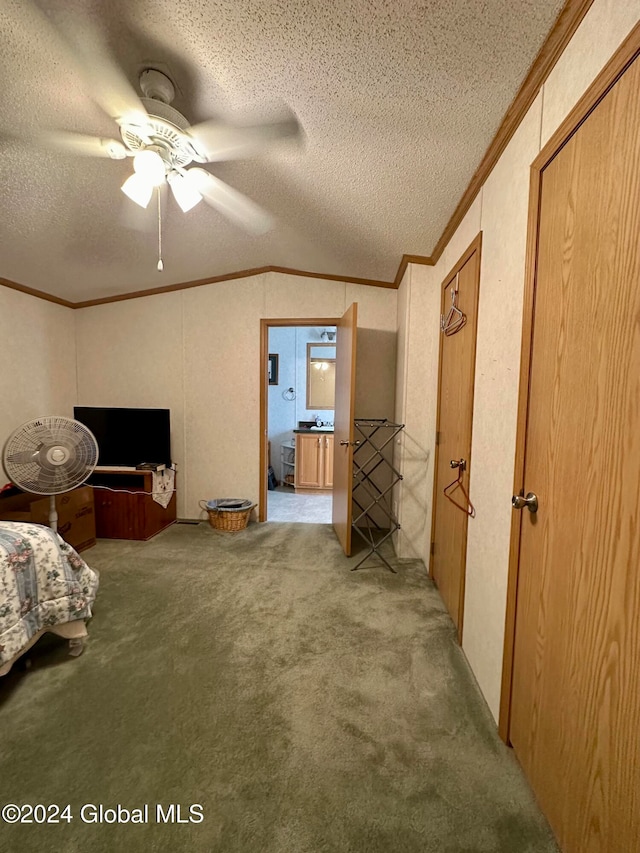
left=0, top=522, right=558, bottom=853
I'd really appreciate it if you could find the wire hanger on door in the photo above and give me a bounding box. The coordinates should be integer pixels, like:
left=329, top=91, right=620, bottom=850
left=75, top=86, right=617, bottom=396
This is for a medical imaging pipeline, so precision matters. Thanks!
left=443, top=459, right=475, bottom=517
left=440, top=274, right=467, bottom=336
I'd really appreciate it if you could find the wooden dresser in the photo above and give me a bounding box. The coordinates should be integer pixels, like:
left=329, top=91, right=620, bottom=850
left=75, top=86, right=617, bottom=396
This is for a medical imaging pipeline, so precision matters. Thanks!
left=88, top=468, right=176, bottom=540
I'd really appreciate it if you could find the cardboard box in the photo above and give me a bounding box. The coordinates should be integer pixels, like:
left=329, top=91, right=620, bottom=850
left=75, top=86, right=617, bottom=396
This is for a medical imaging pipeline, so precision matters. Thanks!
left=0, top=486, right=96, bottom=552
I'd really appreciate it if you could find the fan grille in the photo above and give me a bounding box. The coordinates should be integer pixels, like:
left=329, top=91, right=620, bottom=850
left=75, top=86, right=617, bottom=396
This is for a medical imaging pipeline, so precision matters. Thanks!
left=3, top=417, right=99, bottom=495
left=120, top=100, right=199, bottom=168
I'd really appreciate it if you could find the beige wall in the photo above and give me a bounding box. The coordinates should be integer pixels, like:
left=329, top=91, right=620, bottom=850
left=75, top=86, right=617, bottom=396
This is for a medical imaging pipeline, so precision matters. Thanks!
left=393, top=264, right=440, bottom=558
left=395, top=0, right=640, bottom=721
left=0, top=287, right=77, bottom=455
left=73, top=289, right=186, bottom=499
left=392, top=267, right=409, bottom=551
left=75, top=271, right=397, bottom=519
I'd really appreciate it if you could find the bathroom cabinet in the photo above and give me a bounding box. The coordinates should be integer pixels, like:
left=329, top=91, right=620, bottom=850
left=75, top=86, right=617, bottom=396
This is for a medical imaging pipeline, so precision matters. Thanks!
left=294, top=433, right=334, bottom=490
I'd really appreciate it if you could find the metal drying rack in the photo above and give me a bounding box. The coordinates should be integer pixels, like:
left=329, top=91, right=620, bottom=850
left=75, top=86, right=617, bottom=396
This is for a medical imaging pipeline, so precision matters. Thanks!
left=351, top=419, right=405, bottom=572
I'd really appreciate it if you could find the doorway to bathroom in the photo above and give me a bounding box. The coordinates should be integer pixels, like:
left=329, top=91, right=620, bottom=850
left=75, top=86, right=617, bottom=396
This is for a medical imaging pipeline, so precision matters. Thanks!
left=264, top=322, right=337, bottom=523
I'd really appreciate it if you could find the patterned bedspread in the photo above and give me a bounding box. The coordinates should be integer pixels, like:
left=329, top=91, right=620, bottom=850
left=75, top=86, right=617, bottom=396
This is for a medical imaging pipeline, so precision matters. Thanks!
left=0, top=521, right=99, bottom=669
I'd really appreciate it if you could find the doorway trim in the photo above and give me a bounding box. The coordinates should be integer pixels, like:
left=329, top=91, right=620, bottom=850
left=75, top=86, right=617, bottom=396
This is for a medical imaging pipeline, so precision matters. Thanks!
left=498, top=23, right=640, bottom=743
left=259, top=317, right=340, bottom=522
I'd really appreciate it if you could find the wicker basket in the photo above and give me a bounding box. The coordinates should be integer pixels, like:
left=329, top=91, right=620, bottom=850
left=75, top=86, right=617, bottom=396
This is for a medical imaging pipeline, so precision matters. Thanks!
left=200, top=499, right=255, bottom=532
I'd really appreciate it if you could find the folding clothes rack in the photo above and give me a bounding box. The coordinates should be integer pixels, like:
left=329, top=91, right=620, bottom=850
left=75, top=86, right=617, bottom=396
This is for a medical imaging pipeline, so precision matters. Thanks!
left=351, top=419, right=405, bottom=572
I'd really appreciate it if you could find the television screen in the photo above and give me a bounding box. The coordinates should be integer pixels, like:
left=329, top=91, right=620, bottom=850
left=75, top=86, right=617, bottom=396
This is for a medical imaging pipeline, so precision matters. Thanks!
left=73, top=407, right=171, bottom=468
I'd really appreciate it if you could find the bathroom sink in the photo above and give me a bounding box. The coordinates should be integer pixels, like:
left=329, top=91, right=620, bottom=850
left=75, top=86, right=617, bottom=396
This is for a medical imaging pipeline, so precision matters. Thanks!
left=309, top=426, right=333, bottom=431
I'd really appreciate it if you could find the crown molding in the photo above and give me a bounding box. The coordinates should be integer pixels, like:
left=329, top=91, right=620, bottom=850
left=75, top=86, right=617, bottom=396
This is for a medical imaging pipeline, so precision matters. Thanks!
left=72, top=267, right=272, bottom=308
left=0, top=276, right=75, bottom=308
left=71, top=265, right=397, bottom=308
left=0, top=263, right=405, bottom=309
left=267, top=265, right=395, bottom=289
left=430, top=0, right=595, bottom=263
left=393, top=254, right=435, bottom=288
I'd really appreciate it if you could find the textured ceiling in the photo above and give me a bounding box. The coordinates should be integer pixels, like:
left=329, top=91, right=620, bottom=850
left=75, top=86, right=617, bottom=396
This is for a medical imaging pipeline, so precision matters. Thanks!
left=0, top=0, right=565, bottom=302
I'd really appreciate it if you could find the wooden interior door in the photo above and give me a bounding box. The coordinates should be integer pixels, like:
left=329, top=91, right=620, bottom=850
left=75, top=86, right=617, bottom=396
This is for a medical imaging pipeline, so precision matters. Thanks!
left=332, top=303, right=358, bottom=555
left=509, top=54, right=640, bottom=853
left=430, top=236, right=481, bottom=639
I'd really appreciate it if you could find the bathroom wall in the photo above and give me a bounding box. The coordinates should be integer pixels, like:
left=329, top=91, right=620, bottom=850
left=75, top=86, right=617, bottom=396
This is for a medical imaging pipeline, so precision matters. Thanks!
left=267, top=326, right=297, bottom=476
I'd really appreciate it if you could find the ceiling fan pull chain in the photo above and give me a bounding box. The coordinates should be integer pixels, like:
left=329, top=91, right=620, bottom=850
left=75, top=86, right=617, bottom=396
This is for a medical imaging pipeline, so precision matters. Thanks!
left=157, top=187, right=164, bottom=272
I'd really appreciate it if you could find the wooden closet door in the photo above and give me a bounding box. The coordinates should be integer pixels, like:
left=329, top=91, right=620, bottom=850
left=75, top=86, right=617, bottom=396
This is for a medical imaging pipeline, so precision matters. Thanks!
left=509, top=54, right=640, bottom=853
left=430, top=237, right=481, bottom=639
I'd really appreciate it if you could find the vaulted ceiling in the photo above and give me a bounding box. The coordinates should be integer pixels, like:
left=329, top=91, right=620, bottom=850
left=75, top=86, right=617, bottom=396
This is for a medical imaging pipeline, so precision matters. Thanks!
left=0, top=0, right=565, bottom=302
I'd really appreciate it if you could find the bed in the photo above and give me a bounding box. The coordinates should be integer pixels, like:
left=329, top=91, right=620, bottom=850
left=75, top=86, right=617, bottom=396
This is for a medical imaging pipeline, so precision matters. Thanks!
left=0, top=521, right=99, bottom=676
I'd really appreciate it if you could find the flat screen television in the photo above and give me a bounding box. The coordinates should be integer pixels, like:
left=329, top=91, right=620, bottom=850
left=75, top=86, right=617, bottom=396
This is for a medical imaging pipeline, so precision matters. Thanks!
left=73, top=407, right=171, bottom=468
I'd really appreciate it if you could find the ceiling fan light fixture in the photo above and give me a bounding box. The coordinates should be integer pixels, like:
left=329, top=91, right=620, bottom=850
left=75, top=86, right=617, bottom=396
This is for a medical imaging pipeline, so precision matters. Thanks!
left=168, top=172, right=202, bottom=213
left=121, top=173, right=153, bottom=208
left=132, top=150, right=166, bottom=186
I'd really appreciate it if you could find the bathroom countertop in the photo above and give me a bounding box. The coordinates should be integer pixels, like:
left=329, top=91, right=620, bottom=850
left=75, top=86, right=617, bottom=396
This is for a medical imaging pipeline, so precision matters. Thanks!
left=293, top=428, right=334, bottom=434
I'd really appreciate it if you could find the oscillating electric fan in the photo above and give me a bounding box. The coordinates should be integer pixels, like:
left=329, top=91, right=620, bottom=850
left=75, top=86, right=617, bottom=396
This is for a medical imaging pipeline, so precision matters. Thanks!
left=2, top=416, right=99, bottom=532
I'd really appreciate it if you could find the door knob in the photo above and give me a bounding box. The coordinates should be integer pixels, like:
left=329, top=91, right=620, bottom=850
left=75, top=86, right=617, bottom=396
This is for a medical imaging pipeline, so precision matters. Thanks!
left=512, top=492, right=538, bottom=513
left=339, top=440, right=360, bottom=447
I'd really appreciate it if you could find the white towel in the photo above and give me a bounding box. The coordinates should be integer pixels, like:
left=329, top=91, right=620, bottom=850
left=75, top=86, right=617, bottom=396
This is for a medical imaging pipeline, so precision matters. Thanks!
left=152, top=468, right=175, bottom=509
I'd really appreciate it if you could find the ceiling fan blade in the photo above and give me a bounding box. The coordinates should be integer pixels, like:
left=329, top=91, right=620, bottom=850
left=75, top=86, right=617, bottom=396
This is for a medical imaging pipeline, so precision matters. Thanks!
left=75, top=37, right=148, bottom=128
left=40, top=131, right=128, bottom=159
left=186, top=169, right=273, bottom=235
left=187, top=114, right=302, bottom=163
left=30, top=3, right=148, bottom=127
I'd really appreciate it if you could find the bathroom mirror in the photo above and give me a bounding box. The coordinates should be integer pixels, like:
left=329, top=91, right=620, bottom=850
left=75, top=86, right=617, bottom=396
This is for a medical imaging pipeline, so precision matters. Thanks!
left=307, top=343, right=336, bottom=410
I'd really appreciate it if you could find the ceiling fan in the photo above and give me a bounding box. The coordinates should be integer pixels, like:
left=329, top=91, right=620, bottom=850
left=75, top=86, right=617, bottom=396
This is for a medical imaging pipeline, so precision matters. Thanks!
left=23, top=6, right=302, bottom=236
